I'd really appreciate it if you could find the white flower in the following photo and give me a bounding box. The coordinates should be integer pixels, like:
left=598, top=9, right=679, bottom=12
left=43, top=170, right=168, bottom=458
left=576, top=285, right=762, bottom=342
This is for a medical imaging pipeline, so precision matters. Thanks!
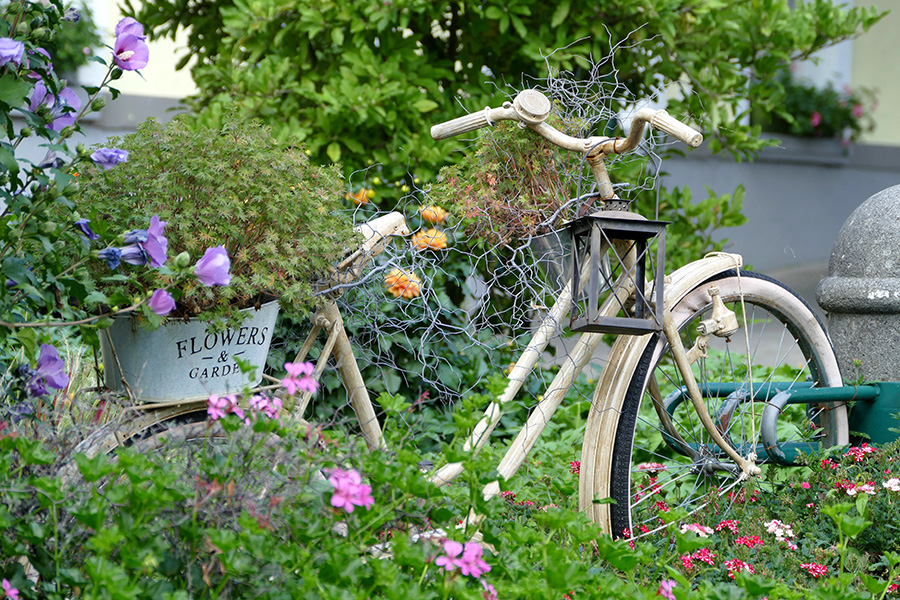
left=883, top=478, right=900, bottom=492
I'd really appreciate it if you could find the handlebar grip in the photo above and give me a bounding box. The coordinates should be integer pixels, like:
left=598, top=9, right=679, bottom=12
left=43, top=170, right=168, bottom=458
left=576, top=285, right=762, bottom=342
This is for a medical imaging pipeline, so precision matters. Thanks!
left=650, top=110, right=703, bottom=147
left=431, top=109, right=492, bottom=140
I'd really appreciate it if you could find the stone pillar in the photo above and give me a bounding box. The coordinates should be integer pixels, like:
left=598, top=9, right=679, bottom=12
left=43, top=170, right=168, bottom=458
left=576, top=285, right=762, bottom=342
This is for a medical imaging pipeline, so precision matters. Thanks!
left=817, top=185, right=900, bottom=382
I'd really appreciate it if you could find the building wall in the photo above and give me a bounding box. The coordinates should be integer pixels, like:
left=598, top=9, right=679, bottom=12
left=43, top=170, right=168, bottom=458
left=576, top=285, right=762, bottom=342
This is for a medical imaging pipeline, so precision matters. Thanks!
left=852, top=0, right=900, bottom=146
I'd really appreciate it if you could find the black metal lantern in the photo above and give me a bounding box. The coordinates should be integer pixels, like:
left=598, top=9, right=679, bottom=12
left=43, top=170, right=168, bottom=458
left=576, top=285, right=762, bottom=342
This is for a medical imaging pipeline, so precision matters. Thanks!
left=568, top=215, right=668, bottom=334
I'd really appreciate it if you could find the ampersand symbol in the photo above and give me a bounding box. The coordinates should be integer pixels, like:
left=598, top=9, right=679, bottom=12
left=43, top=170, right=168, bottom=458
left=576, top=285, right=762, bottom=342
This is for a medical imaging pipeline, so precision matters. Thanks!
left=218, top=351, right=229, bottom=363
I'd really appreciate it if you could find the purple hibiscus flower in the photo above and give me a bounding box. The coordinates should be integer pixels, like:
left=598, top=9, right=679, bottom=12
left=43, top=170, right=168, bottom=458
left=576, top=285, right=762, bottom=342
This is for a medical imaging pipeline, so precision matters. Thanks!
left=194, top=246, right=231, bottom=286
left=120, top=244, right=148, bottom=266
left=0, top=38, right=25, bottom=67
left=36, top=344, right=69, bottom=390
left=113, top=18, right=149, bottom=71
left=75, top=218, right=100, bottom=240
left=90, top=147, right=129, bottom=170
left=97, top=247, right=122, bottom=269
left=147, top=289, right=176, bottom=316
left=29, top=80, right=82, bottom=131
left=115, top=17, right=145, bottom=38
left=143, top=215, right=167, bottom=267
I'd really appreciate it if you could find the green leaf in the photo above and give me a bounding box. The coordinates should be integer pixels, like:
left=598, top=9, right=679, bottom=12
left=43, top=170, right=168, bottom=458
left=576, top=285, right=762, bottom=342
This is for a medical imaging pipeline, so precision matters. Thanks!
left=0, top=74, right=32, bottom=107
left=75, top=452, right=115, bottom=483
left=326, top=141, right=342, bottom=163
left=413, top=98, right=439, bottom=113
left=551, top=1, right=570, bottom=28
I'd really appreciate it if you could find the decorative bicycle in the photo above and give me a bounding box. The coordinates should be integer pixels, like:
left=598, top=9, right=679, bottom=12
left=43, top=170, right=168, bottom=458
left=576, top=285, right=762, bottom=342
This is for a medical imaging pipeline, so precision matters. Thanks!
left=71, top=89, right=877, bottom=540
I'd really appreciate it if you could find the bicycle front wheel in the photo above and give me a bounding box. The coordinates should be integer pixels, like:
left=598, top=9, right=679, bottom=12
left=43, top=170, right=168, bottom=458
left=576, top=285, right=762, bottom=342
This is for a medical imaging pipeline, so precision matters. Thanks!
left=585, top=270, right=845, bottom=539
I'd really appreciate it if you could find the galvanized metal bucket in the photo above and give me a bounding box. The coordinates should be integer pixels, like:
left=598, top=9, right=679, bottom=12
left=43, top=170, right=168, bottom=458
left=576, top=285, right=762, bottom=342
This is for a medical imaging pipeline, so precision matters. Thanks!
left=100, top=300, right=280, bottom=402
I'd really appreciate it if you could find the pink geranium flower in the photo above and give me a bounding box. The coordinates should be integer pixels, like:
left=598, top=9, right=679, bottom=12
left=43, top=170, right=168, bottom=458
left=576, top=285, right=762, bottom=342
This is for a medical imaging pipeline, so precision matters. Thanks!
left=2, top=579, right=19, bottom=600
left=435, top=539, right=490, bottom=577
left=282, top=361, right=318, bottom=395
left=811, top=111, right=823, bottom=127
left=327, top=467, right=374, bottom=513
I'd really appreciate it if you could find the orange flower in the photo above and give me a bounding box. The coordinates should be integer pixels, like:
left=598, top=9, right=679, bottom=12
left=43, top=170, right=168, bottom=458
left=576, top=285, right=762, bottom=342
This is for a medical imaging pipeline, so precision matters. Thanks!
left=385, top=268, right=422, bottom=298
left=345, top=188, right=374, bottom=205
left=411, top=228, right=448, bottom=251
left=419, top=205, right=448, bottom=224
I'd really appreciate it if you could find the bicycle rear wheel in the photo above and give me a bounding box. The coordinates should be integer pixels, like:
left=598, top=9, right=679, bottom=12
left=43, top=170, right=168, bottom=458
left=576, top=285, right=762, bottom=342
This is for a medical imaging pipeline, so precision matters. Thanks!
left=583, top=270, right=845, bottom=538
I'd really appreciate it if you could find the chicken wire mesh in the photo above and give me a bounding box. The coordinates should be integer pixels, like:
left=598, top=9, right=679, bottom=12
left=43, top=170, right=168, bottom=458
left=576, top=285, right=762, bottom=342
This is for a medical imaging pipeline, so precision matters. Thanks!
left=269, top=54, right=677, bottom=450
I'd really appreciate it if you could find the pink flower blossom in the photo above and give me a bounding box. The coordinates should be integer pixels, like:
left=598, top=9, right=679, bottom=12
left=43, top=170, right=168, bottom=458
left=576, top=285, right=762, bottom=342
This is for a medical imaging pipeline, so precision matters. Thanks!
left=458, top=542, right=491, bottom=577
left=801, top=481, right=811, bottom=489
left=724, top=558, right=755, bottom=579
left=282, top=361, right=318, bottom=395
left=658, top=579, right=676, bottom=600
left=692, top=548, right=716, bottom=566
left=846, top=443, right=877, bottom=462
left=207, top=394, right=230, bottom=420
left=715, top=519, right=739, bottom=534
left=811, top=111, right=823, bottom=128
left=2, top=579, right=18, bottom=600
left=328, top=467, right=374, bottom=513
left=800, top=562, right=828, bottom=578
left=435, top=539, right=464, bottom=571
left=852, top=103, right=864, bottom=119
left=570, top=460, right=581, bottom=474
left=883, top=478, right=900, bottom=492
left=481, top=579, right=498, bottom=600
left=735, top=535, right=764, bottom=548
left=680, top=523, right=713, bottom=537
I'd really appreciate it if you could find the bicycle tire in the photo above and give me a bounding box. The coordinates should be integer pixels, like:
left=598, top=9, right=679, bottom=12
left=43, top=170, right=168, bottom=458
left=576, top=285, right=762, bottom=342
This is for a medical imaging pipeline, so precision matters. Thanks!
left=585, top=270, right=846, bottom=539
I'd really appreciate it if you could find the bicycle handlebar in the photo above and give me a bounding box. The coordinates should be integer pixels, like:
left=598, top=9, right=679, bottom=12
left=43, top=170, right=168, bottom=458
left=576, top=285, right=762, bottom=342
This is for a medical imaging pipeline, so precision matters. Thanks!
left=431, top=89, right=703, bottom=153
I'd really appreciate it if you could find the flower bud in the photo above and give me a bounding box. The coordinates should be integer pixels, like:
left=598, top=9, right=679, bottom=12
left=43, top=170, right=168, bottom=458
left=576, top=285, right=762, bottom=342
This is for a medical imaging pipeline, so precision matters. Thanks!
left=110, top=68, right=123, bottom=81
left=174, top=251, right=191, bottom=269
left=14, top=22, right=29, bottom=36
left=76, top=143, right=90, bottom=157
left=32, top=27, right=49, bottom=40
left=91, top=97, right=106, bottom=111
left=7, top=2, right=23, bottom=13
left=19, top=127, right=32, bottom=138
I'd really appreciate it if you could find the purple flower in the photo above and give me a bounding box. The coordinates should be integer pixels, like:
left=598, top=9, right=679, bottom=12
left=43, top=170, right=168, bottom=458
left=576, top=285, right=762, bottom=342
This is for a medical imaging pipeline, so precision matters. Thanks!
left=123, top=229, right=149, bottom=244
left=37, top=344, right=69, bottom=390
left=113, top=33, right=149, bottom=71
left=75, top=218, right=100, bottom=240
left=27, top=47, right=52, bottom=72
left=194, top=246, right=231, bottom=286
left=115, top=17, right=145, bottom=38
left=90, top=147, right=129, bottom=170
left=0, top=38, right=25, bottom=67
left=147, top=289, right=175, bottom=316
left=26, top=374, right=48, bottom=398
left=97, top=247, right=122, bottom=269
left=29, top=81, right=82, bottom=131
left=120, top=244, right=148, bottom=266
left=143, top=215, right=167, bottom=267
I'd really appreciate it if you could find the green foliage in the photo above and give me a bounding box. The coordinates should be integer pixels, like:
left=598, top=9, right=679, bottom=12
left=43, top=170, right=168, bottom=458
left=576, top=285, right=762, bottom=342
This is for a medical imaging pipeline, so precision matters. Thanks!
left=45, top=2, right=102, bottom=74
left=755, top=72, right=877, bottom=142
left=4, top=394, right=900, bottom=599
left=75, top=113, right=353, bottom=325
left=124, top=0, right=885, bottom=187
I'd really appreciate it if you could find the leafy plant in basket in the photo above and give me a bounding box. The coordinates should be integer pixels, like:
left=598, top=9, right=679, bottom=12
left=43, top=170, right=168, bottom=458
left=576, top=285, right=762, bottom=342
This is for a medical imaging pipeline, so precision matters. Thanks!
left=74, top=112, right=354, bottom=330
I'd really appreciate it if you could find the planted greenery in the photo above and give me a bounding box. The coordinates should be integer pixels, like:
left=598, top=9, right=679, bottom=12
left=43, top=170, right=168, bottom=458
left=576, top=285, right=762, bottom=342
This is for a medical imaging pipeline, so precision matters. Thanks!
left=76, top=113, right=353, bottom=326
left=3, top=385, right=900, bottom=599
